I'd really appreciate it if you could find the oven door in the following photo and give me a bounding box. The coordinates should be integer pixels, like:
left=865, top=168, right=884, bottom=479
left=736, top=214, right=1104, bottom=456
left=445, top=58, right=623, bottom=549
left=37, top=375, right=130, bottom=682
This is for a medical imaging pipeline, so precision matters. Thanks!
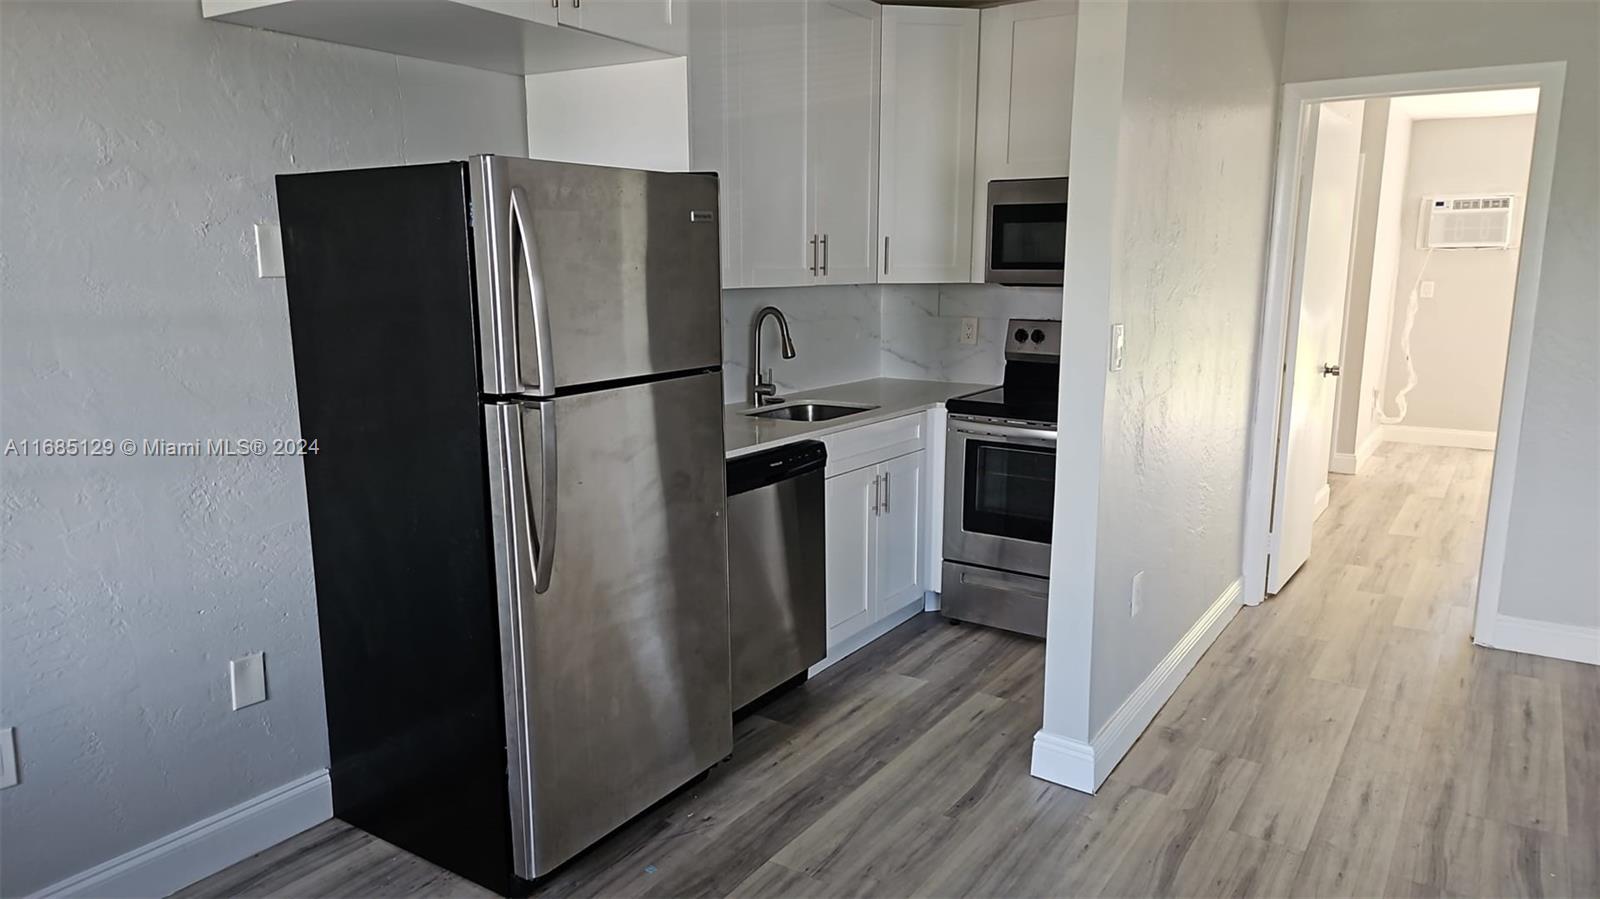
left=944, top=417, right=1056, bottom=578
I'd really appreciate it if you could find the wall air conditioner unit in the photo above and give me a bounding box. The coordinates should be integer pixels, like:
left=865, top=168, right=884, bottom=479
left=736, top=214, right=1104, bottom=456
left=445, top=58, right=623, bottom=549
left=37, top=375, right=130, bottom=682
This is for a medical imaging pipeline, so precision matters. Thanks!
left=1420, top=194, right=1517, bottom=249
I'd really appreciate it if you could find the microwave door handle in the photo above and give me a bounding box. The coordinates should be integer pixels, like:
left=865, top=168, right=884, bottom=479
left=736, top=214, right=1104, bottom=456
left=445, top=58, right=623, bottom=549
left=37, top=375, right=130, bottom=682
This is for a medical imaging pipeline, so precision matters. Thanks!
left=513, top=405, right=558, bottom=594
left=509, top=187, right=556, bottom=392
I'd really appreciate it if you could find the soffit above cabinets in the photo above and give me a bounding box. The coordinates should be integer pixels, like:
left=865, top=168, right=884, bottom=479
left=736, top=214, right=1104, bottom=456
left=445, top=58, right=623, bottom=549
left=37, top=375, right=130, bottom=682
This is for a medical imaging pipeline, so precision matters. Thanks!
left=200, top=0, right=682, bottom=76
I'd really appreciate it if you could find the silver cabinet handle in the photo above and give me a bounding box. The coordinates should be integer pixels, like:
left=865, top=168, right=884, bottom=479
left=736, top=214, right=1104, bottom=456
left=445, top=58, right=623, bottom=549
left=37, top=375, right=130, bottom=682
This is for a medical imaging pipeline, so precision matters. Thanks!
left=1321, top=363, right=1342, bottom=377
left=509, top=186, right=555, bottom=391
left=883, top=236, right=890, bottom=275
left=820, top=233, right=829, bottom=276
left=871, top=473, right=881, bottom=515
left=882, top=470, right=890, bottom=514
left=809, top=234, right=818, bottom=275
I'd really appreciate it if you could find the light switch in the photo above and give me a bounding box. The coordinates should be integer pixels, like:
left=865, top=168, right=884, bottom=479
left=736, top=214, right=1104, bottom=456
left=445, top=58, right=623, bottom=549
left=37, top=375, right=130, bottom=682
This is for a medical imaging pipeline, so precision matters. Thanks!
left=255, top=224, right=285, bottom=279
left=1110, top=323, right=1126, bottom=372
left=230, top=652, right=268, bottom=710
left=0, top=728, right=16, bottom=789
left=1419, top=280, right=1435, bottom=299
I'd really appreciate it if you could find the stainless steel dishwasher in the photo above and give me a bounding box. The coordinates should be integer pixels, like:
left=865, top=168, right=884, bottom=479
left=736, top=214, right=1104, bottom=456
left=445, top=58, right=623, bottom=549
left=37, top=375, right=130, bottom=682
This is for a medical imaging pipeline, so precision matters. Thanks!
left=726, top=440, right=827, bottom=711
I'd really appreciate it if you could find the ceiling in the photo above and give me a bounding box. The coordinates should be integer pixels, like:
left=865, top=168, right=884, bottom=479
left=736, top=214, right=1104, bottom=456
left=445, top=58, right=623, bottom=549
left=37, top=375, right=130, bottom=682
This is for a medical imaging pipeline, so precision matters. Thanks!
left=1391, top=88, right=1541, bottom=121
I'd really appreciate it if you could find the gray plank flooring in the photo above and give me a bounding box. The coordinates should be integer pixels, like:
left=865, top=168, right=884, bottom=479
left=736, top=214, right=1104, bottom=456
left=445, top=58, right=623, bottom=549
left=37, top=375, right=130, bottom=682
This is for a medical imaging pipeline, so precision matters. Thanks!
left=179, top=443, right=1598, bottom=898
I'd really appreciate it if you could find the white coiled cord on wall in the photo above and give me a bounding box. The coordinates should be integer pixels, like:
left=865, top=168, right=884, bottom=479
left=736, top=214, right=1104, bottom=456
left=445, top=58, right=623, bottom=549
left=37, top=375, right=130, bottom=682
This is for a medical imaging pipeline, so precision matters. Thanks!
left=1375, top=247, right=1436, bottom=426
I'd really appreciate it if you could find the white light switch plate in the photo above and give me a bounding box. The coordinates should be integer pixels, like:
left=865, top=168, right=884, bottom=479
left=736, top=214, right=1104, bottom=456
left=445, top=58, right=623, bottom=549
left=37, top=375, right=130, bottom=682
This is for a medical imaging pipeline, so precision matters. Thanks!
left=1130, top=570, right=1145, bottom=617
left=1419, top=280, right=1435, bottom=298
left=959, top=318, right=978, bottom=345
left=0, top=727, right=17, bottom=789
left=230, top=652, right=268, bottom=710
left=255, top=224, right=285, bottom=278
left=1110, top=323, right=1126, bottom=372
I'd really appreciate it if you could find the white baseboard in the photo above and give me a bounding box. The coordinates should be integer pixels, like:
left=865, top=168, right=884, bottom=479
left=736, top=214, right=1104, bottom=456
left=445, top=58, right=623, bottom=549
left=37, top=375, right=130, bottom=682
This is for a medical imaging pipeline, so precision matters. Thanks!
left=1313, top=482, right=1331, bottom=520
left=1384, top=425, right=1497, bottom=450
left=33, top=770, right=332, bottom=899
left=1330, top=426, right=1385, bottom=475
left=1478, top=614, right=1600, bottom=666
left=811, top=597, right=924, bottom=677
left=1030, top=579, right=1243, bottom=793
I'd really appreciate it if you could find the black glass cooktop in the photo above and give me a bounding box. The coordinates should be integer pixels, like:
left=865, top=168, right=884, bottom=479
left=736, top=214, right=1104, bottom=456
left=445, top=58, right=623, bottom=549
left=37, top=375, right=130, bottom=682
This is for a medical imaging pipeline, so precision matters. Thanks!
left=946, top=359, right=1058, bottom=425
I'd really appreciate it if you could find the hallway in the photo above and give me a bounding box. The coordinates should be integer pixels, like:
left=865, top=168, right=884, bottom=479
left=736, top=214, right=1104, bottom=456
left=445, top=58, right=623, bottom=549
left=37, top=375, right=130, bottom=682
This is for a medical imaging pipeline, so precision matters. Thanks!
left=181, top=445, right=1597, bottom=898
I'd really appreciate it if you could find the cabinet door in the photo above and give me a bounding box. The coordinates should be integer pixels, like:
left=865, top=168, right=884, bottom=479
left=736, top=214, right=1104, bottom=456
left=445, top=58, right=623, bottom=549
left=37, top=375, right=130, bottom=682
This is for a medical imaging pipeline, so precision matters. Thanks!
left=687, top=0, right=738, bottom=287
left=878, top=6, right=978, bottom=284
left=729, top=0, right=814, bottom=288
left=873, top=451, right=925, bottom=616
left=824, top=465, right=878, bottom=647
left=807, top=0, right=880, bottom=285
left=969, top=0, right=1077, bottom=278
left=557, top=0, right=688, bottom=57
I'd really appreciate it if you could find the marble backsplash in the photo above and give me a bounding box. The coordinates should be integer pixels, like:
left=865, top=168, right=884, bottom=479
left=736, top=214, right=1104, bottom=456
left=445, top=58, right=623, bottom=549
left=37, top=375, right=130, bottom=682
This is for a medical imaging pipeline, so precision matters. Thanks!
left=720, top=282, right=1062, bottom=404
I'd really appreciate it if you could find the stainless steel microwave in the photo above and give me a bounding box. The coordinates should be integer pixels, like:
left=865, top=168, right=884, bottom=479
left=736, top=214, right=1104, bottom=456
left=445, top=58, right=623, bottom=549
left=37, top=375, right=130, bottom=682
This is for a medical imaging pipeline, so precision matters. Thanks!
left=984, top=177, right=1068, bottom=286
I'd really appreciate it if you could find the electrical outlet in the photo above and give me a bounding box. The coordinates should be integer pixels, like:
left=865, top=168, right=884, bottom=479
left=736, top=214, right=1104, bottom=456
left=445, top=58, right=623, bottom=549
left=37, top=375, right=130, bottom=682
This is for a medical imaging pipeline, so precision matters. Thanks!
left=229, top=653, right=268, bottom=710
left=255, top=224, right=285, bottom=279
left=1419, top=280, right=1435, bottom=299
left=1110, top=323, right=1126, bottom=372
left=1130, top=570, right=1145, bottom=617
left=0, top=728, right=17, bottom=789
left=959, top=317, right=978, bottom=345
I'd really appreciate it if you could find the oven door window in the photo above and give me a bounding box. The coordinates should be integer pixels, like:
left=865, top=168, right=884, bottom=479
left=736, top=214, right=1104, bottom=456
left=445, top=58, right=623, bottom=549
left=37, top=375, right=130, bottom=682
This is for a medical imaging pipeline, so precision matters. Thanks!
left=963, top=440, right=1055, bottom=544
left=990, top=203, right=1066, bottom=271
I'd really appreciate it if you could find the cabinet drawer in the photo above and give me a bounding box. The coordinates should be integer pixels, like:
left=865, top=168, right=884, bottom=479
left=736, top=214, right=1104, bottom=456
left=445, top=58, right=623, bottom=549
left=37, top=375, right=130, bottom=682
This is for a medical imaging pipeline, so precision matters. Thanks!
left=822, top=413, right=926, bottom=476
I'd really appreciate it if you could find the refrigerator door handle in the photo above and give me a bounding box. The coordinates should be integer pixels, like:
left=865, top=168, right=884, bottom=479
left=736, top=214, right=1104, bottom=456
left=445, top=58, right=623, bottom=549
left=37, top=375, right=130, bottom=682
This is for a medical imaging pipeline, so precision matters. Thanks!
left=523, top=405, right=558, bottom=594
left=510, top=186, right=557, bottom=392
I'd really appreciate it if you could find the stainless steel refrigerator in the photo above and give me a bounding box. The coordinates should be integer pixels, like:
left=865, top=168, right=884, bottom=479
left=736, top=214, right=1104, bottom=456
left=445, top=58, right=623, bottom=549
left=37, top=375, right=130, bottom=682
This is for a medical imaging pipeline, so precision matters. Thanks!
left=277, top=156, right=729, bottom=895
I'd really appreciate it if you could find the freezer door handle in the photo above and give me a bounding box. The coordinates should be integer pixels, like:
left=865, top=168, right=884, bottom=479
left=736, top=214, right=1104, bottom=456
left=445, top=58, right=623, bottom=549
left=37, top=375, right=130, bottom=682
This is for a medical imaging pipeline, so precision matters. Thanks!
left=510, top=186, right=557, bottom=392
left=519, top=405, right=559, bottom=594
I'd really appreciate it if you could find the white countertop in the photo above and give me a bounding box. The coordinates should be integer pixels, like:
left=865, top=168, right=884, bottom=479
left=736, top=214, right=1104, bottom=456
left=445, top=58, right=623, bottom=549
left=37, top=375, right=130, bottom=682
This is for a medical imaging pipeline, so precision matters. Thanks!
left=724, top=377, right=990, bottom=458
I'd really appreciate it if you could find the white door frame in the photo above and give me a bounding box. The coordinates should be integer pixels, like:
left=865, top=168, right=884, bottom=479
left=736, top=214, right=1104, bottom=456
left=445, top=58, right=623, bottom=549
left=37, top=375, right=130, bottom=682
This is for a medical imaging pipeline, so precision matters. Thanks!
left=1241, top=63, right=1567, bottom=652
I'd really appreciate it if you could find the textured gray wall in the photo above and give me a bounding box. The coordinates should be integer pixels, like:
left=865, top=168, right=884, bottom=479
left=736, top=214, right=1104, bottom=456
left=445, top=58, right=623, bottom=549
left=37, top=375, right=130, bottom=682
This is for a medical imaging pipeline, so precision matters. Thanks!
left=0, top=2, right=525, bottom=893
left=1282, top=0, right=1599, bottom=629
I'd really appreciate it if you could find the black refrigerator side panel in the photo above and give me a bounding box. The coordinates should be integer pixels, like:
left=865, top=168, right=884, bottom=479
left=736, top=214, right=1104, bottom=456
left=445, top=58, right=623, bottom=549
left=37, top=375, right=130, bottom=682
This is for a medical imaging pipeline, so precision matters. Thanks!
left=276, top=163, right=526, bottom=896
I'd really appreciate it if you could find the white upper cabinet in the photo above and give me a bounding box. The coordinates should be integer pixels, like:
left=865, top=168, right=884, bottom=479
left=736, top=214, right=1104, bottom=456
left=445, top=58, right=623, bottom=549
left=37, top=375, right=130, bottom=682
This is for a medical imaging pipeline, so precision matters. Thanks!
left=700, top=0, right=879, bottom=288
left=807, top=0, right=881, bottom=286
left=726, top=0, right=812, bottom=288
left=877, top=6, right=979, bottom=284
left=557, top=0, right=688, bottom=58
left=969, top=0, right=1077, bottom=279
left=201, top=0, right=684, bottom=76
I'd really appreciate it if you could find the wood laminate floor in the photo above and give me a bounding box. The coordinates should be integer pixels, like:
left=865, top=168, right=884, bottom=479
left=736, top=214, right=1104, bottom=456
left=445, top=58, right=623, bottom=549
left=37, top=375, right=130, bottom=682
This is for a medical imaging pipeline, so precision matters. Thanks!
left=181, top=443, right=1598, bottom=898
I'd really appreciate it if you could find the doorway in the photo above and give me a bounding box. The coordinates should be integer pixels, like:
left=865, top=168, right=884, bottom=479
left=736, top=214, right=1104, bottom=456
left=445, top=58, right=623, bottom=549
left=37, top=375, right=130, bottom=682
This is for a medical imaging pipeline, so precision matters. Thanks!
left=1242, top=63, right=1566, bottom=650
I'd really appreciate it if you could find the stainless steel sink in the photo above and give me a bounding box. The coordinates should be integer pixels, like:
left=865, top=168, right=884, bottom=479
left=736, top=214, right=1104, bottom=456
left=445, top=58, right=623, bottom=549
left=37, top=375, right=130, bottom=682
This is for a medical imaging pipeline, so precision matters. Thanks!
left=744, top=402, right=878, bottom=422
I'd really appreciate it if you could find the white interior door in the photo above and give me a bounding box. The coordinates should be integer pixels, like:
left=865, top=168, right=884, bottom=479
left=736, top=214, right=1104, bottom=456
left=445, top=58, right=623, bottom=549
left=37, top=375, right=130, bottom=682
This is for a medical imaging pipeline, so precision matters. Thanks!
left=1267, top=100, right=1364, bottom=593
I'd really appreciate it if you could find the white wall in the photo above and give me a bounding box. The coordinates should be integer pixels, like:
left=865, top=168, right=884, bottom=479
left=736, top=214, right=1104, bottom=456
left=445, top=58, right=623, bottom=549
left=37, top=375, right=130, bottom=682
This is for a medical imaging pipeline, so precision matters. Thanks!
left=1379, top=114, right=1534, bottom=434
left=1332, top=99, right=1388, bottom=459
left=0, top=2, right=526, bottom=894
left=1281, top=0, right=1599, bottom=630
left=1355, top=100, right=1415, bottom=456
left=526, top=58, right=691, bottom=171
left=1040, top=0, right=1285, bottom=757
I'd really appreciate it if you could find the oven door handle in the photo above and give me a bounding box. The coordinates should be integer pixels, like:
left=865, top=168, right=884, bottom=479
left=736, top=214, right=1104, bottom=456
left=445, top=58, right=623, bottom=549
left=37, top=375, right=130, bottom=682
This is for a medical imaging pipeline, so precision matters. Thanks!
left=950, top=423, right=1058, bottom=447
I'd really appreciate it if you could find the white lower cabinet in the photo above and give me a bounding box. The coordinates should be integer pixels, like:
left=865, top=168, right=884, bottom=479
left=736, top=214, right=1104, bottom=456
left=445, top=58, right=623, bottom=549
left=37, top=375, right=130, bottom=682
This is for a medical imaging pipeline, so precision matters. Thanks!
left=823, top=448, right=928, bottom=652
left=824, top=464, right=879, bottom=646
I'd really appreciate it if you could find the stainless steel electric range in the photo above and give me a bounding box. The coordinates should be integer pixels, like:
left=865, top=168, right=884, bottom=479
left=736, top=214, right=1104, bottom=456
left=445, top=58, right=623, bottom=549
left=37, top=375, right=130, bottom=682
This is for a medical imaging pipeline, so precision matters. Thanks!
left=941, top=319, right=1059, bottom=638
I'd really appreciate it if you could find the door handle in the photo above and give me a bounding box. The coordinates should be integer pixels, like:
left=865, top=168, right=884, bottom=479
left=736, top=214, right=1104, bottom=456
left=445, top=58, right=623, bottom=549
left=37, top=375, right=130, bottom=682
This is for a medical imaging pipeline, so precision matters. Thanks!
left=810, top=234, right=819, bottom=275
left=882, top=470, right=890, bottom=514
left=883, top=236, right=890, bottom=275
left=1321, top=363, right=1342, bottom=377
left=509, top=186, right=556, bottom=391
left=820, top=233, right=829, bottom=276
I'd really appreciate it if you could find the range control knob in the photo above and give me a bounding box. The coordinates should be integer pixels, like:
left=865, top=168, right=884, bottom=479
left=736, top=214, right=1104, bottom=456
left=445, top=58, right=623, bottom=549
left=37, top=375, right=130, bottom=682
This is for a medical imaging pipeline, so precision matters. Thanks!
left=1014, top=328, right=1029, bottom=343
left=1031, top=328, right=1046, bottom=344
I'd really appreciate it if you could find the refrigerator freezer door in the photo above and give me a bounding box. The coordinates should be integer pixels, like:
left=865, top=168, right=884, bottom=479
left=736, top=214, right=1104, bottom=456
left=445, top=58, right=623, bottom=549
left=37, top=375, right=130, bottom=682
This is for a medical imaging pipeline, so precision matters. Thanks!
left=483, top=370, right=731, bottom=878
left=471, top=156, right=723, bottom=397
